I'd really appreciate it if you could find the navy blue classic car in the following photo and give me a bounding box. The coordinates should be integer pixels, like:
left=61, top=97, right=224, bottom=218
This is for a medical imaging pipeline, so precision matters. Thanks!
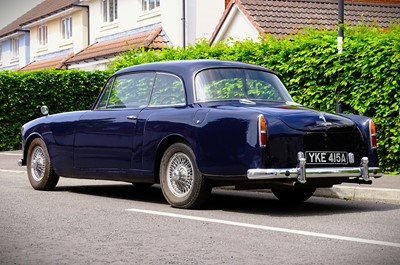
left=19, top=60, right=382, bottom=208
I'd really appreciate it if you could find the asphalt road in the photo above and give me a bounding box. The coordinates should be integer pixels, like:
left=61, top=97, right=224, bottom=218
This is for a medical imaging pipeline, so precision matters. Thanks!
left=1, top=152, right=400, bottom=264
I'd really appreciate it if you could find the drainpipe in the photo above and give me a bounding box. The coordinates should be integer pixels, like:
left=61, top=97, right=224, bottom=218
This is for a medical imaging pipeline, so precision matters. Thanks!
left=338, top=0, right=344, bottom=55
left=336, top=0, right=344, bottom=113
left=182, top=0, right=186, bottom=48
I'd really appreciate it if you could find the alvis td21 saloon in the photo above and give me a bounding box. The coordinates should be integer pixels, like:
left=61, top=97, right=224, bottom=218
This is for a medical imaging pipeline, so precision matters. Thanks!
left=19, top=60, right=382, bottom=208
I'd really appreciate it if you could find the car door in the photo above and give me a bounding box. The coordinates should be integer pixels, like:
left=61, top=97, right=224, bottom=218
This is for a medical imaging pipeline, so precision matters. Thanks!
left=74, top=72, right=155, bottom=171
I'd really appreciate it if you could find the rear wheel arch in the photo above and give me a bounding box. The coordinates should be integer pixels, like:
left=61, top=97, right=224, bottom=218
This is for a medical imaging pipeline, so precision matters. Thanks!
left=154, top=135, right=191, bottom=183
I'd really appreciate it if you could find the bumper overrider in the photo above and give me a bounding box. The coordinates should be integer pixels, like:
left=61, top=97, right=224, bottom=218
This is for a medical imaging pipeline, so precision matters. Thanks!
left=18, top=159, right=25, bottom=167
left=247, top=152, right=382, bottom=184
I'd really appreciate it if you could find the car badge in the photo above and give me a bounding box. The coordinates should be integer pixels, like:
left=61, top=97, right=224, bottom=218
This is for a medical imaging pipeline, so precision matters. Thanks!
left=318, top=113, right=332, bottom=127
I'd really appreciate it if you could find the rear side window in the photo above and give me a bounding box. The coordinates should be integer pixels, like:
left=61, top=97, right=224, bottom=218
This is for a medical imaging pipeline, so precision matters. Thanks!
left=96, top=72, right=155, bottom=109
left=149, top=73, right=186, bottom=106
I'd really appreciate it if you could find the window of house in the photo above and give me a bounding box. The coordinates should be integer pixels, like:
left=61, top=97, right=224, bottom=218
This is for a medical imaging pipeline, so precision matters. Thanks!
left=0, top=43, right=2, bottom=62
left=61, top=17, right=72, bottom=39
left=38, top=25, right=48, bottom=46
left=11, top=38, right=19, bottom=58
left=102, top=0, right=118, bottom=23
left=142, top=0, right=160, bottom=12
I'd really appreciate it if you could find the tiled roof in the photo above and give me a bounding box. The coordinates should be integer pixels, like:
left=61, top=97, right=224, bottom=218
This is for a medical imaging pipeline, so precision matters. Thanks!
left=211, top=0, right=400, bottom=40
left=0, top=0, right=80, bottom=38
left=64, top=27, right=169, bottom=65
left=19, top=53, right=73, bottom=71
left=0, top=14, right=32, bottom=39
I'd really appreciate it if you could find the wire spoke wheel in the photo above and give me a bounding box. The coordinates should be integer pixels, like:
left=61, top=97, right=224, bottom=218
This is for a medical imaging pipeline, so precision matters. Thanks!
left=167, top=152, right=194, bottom=197
left=30, top=146, right=46, bottom=182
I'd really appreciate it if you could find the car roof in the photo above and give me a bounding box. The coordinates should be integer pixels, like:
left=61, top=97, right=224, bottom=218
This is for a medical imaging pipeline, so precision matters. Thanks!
left=114, top=59, right=274, bottom=76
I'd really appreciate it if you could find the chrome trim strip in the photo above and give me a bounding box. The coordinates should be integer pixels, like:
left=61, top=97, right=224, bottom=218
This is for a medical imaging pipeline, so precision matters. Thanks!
left=247, top=155, right=382, bottom=182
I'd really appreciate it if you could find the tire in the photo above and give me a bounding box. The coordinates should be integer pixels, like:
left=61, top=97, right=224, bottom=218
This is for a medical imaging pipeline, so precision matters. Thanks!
left=271, top=188, right=316, bottom=203
left=27, top=138, right=60, bottom=190
left=160, top=142, right=211, bottom=209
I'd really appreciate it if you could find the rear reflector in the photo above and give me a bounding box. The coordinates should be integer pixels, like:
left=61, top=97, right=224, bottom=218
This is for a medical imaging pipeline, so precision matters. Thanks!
left=369, top=120, right=377, bottom=149
left=258, top=115, right=267, bottom=147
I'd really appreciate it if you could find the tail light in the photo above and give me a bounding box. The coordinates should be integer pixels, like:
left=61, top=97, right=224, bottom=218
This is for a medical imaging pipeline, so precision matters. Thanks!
left=369, top=119, right=377, bottom=149
left=258, top=115, right=267, bottom=147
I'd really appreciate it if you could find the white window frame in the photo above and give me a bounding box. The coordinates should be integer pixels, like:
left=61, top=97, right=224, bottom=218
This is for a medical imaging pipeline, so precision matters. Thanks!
left=11, top=38, right=19, bottom=58
left=102, top=0, right=118, bottom=23
left=61, top=17, right=73, bottom=40
left=142, top=0, right=160, bottom=12
left=38, top=25, right=48, bottom=47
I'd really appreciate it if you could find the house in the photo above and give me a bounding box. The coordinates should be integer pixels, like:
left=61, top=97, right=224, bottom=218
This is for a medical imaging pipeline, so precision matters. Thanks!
left=209, top=0, right=400, bottom=44
left=20, top=0, right=90, bottom=71
left=64, top=0, right=226, bottom=70
left=0, top=8, right=38, bottom=70
left=0, top=0, right=89, bottom=71
left=0, top=0, right=226, bottom=71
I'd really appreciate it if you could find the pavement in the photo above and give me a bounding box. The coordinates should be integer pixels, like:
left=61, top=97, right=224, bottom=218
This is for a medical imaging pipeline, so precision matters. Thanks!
left=314, top=174, right=400, bottom=204
left=1, top=150, right=400, bottom=204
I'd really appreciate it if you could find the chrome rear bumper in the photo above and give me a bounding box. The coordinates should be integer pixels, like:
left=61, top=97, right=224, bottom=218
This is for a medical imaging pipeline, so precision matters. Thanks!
left=247, top=154, right=382, bottom=184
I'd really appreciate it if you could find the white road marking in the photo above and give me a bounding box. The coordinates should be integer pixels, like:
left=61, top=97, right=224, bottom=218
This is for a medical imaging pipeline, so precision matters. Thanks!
left=126, top=208, right=400, bottom=248
left=0, top=169, right=25, bottom=174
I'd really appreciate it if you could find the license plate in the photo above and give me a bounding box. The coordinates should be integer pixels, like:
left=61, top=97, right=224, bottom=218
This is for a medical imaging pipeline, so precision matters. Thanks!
left=305, top=151, right=348, bottom=165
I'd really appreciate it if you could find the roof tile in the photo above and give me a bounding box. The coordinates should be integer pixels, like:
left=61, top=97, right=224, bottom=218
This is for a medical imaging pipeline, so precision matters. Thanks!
left=19, top=53, right=73, bottom=71
left=233, top=0, right=400, bottom=37
left=64, top=27, right=169, bottom=65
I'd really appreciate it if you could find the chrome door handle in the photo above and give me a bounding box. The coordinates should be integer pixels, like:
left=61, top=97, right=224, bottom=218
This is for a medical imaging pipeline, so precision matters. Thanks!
left=127, top=115, right=137, bottom=120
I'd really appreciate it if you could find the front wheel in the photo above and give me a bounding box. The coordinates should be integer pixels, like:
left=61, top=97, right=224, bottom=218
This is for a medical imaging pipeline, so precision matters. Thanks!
left=27, top=138, right=59, bottom=190
left=160, top=142, right=211, bottom=209
left=271, top=188, right=316, bottom=203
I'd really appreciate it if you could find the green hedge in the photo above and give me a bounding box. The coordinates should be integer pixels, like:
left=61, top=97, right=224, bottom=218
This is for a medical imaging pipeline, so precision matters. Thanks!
left=0, top=70, right=110, bottom=151
left=110, top=24, right=400, bottom=174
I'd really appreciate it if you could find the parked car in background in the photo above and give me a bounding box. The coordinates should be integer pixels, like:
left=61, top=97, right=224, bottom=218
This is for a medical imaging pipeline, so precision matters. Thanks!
left=19, top=60, right=382, bottom=208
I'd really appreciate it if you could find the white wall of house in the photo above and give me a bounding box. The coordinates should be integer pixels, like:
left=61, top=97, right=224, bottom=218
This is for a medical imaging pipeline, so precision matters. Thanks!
left=71, top=8, right=90, bottom=55
left=88, top=0, right=225, bottom=45
left=185, top=0, right=225, bottom=44
left=160, top=0, right=180, bottom=45
left=0, top=32, right=30, bottom=70
left=68, top=58, right=113, bottom=71
left=87, top=0, right=155, bottom=43
left=162, top=0, right=225, bottom=47
left=211, top=5, right=259, bottom=44
left=20, top=33, right=30, bottom=67
left=25, top=7, right=89, bottom=62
